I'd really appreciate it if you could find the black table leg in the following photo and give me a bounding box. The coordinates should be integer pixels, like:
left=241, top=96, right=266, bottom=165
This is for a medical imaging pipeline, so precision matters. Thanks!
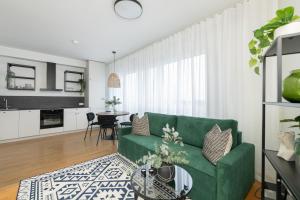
left=276, top=173, right=282, bottom=200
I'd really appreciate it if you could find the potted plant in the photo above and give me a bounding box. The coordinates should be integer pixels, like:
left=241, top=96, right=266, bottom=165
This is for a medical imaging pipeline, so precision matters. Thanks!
left=249, top=6, right=300, bottom=74
left=137, top=124, right=189, bottom=182
left=281, top=115, right=300, bottom=168
left=104, top=96, right=121, bottom=112
left=78, top=79, right=85, bottom=95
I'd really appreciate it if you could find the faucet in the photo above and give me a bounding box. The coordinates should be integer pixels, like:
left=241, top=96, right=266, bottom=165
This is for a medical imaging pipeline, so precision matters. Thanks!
left=3, top=98, right=8, bottom=109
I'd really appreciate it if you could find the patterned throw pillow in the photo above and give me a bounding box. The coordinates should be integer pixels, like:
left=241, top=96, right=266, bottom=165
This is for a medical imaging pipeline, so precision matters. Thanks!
left=202, top=124, right=233, bottom=165
left=132, top=114, right=150, bottom=136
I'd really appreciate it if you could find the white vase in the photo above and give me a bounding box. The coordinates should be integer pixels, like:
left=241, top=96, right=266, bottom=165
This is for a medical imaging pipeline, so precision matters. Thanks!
left=274, top=21, right=300, bottom=38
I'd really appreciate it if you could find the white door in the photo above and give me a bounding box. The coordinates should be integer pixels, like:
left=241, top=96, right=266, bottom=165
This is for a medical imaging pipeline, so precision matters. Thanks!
left=63, top=109, right=77, bottom=131
left=19, top=110, right=40, bottom=138
left=0, top=111, right=19, bottom=140
left=76, top=108, right=89, bottom=130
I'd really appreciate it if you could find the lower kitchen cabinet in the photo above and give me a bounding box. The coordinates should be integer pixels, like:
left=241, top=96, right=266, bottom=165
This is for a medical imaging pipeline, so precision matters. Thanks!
left=0, top=111, right=19, bottom=140
left=19, top=110, right=40, bottom=138
left=63, top=108, right=89, bottom=131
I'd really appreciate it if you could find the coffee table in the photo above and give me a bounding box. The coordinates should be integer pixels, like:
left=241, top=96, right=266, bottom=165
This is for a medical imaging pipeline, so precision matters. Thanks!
left=131, top=164, right=193, bottom=200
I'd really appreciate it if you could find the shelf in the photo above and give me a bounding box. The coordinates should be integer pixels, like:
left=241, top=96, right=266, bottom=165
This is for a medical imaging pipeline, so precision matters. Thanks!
left=8, top=75, right=35, bottom=80
left=264, top=33, right=300, bottom=57
left=64, top=70, right=83, bottom=75
left=263, top=102, right=300, bottom=108
left=264, top=150, right=300, bottom=199
left=7, top=88, right=35, bottom=91
left=65, top=80, right=81, bottom=83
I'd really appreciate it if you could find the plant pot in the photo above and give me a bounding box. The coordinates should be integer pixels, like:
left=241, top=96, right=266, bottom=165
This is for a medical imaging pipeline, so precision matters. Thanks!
left=156, top=163, right=175, bottom=183
left=274, top=21, right=300, bottom=38
left=283, top=69, right=300, bottom=103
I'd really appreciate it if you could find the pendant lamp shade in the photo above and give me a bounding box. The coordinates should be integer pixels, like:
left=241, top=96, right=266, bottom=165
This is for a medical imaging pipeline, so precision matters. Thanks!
left=107, top=51, right=121, bottom=88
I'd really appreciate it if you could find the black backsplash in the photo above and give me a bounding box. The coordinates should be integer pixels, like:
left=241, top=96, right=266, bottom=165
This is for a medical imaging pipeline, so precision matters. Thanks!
left=0, top=96, right=85, bottom=110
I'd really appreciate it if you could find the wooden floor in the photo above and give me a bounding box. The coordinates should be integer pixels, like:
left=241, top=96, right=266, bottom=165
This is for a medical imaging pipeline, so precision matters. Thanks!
left=0, top=130, right=260, bottom=200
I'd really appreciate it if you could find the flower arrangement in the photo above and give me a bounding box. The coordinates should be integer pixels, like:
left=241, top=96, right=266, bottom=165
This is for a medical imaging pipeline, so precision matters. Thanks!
left=137, top=124, right=189, bottom=169
left=104, top=96, right=121, bottom=112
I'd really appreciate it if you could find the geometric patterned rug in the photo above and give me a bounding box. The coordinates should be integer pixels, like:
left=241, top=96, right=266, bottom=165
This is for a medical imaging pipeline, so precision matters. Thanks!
left=17, top=153, right=137, bottom=200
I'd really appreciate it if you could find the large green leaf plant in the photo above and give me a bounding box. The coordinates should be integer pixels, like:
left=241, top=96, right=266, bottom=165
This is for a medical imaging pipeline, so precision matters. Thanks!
left=249, top=6, right=300, bottom=74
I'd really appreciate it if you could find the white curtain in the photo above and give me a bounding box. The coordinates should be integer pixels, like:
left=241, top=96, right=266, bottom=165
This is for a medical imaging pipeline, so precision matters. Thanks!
left=108, top=0, right=278, bottom=178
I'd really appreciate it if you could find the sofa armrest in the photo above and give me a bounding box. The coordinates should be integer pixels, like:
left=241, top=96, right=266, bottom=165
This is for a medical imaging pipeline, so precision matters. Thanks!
left=216, top=143, right=255, bottom=200
left=118, top=127, right=132, bottom=138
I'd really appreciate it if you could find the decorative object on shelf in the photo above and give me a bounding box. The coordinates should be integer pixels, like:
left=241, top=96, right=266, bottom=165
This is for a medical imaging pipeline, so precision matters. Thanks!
left=6, top=63, right=36, bottom=91
left=107, top=51, right=121, bottom=88
left=5, top=68, right=15, bottom=89
left=277, top=132, right=295, bottom=161
left=104, top=96, right=121, bottom=112
left=281, top=116, right=300, bottom=167
left=248, top=6, right=300, bottom=74
left=283, top=69, right=300, bottom=103
left=137, top=124, right=189, bottom=183
left=64, top=70, right=84, bottom=93
left=114, top=0, right=143, bottom=20
left=295, top=138, right=300, bottom=168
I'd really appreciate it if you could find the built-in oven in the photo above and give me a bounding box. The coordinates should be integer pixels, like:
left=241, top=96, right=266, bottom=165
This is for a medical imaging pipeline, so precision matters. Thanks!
left=40, top=109, right=64, bottom=129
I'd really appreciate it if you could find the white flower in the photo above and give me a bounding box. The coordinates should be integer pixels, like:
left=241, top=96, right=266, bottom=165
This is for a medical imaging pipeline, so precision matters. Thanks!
left=173, top=131, right=179, bottom=138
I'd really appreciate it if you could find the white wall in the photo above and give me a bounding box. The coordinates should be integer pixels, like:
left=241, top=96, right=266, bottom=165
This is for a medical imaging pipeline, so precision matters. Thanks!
left=87, top=60, right=106, bottom=113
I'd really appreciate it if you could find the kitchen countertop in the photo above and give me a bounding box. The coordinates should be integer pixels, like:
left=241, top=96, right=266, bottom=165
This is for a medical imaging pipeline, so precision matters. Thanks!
left=0, top=107, right=88, bottom=111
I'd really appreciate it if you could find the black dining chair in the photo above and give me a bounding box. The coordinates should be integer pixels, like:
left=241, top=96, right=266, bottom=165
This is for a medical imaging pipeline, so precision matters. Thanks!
left=120, top=113, right=137, bottom=127
left=97, top=115, right=118, bottom=145
left=84, top=112, right=100, bottom=141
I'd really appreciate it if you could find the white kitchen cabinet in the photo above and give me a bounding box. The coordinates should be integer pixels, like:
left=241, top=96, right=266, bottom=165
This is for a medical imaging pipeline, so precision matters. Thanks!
left=76, top=108, right=89, bottom=130
left=63, top=108, right=89, bottom=131
left=19, top=110, right=40, bottom=138
left=0, top=111, right=19, bottom=140
left=64, top=109, right=77, bottom=131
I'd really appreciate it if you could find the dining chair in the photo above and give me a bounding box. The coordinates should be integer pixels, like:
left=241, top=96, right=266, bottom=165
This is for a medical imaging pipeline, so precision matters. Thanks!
left=84, top=112, right=100, bottom=141
left=97, top=115, right=118, bottom=145
left=120, top=113, right=137, bottom=127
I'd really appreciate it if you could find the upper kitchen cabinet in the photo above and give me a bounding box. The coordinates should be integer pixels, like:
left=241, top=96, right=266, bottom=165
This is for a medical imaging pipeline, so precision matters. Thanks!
left=0, top=111, right=19, bottom=140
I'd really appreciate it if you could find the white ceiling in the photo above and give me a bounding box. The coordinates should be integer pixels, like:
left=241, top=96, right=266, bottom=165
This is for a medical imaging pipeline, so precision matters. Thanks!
left=0, top=0, right=242, bottom=63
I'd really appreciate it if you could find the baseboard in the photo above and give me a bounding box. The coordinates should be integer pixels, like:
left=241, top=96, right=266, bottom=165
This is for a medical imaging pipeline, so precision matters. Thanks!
left=0, top=128, right=94, bottom=144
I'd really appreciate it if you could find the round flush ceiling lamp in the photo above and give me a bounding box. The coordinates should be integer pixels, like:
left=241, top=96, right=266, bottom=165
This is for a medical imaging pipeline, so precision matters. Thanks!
left=114, top=0, right=143, bottom=20
left=107, top=51, right=121, bottom=88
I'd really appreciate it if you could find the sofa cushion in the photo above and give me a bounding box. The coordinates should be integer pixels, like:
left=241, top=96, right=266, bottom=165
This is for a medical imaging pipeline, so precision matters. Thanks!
left=176, top=116, right=238, bottom=148
left=145, top=112, right=177, bottom=137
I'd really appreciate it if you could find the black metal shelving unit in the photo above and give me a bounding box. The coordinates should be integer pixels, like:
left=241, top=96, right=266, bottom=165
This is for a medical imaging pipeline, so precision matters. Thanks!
left=6, top=63, right=36, bottom=90
left=262, top=32, right=300, bottom=200
left=64, top=70, right=84, bottom=93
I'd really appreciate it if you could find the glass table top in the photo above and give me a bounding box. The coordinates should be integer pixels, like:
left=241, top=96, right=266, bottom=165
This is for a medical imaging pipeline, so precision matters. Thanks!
left=131, top=165, right=193, bottom=200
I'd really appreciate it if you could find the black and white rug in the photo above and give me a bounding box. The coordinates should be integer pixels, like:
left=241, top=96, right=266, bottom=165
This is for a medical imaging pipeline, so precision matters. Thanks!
left=17, top=153, right=137, bottom=200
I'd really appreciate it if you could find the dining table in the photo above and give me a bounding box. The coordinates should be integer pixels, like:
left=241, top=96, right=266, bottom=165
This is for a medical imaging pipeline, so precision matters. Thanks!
left=96, top=111, right=130, bottom=140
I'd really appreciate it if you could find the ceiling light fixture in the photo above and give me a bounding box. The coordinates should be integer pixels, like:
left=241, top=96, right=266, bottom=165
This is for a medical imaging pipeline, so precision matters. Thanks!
left=114, top=0, right=143, bottom=20
left=72, top=40, right=79, bottom=44
left=107, top=51, right=121, bottom=88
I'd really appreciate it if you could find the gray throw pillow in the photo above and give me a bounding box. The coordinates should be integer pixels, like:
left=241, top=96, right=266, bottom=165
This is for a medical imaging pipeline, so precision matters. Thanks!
left=202, top=124, right=232, bottom=165
left=132, top=114, right=150, bottom=136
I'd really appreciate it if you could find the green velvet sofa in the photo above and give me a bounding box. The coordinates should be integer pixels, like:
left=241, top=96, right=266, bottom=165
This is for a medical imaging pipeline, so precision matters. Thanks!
left=118, top=112, right=255, bottom=200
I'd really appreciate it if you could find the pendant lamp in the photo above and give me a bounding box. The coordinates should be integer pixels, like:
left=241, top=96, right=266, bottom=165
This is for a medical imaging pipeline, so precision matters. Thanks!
left=107, top=51, right=121, bottom=88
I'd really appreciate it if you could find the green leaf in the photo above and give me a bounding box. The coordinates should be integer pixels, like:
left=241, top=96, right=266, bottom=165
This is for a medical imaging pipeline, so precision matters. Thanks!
left=289, top=125, right=300, bottom=128
left=248, top=39, right=257, bottom=49
left=254, top=67, right=260, bottom=75
left=254, top=29, right=264, bottom=39
left=294, top=115, right=300, bottom=122
left=249, top=58, right=258, bottom=67
left=267, top=31, right=274, bottom=40
left=284, top=6, right=294, bottom=21
left=292, top=15, right=300, bottom=22
left=276, top=9, right=285, bottom=19
left=249, top=47, right=257, bottom=55
left=259, top=37, right=271, bottom=48
left=280, top=119, right=296, bottom=122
